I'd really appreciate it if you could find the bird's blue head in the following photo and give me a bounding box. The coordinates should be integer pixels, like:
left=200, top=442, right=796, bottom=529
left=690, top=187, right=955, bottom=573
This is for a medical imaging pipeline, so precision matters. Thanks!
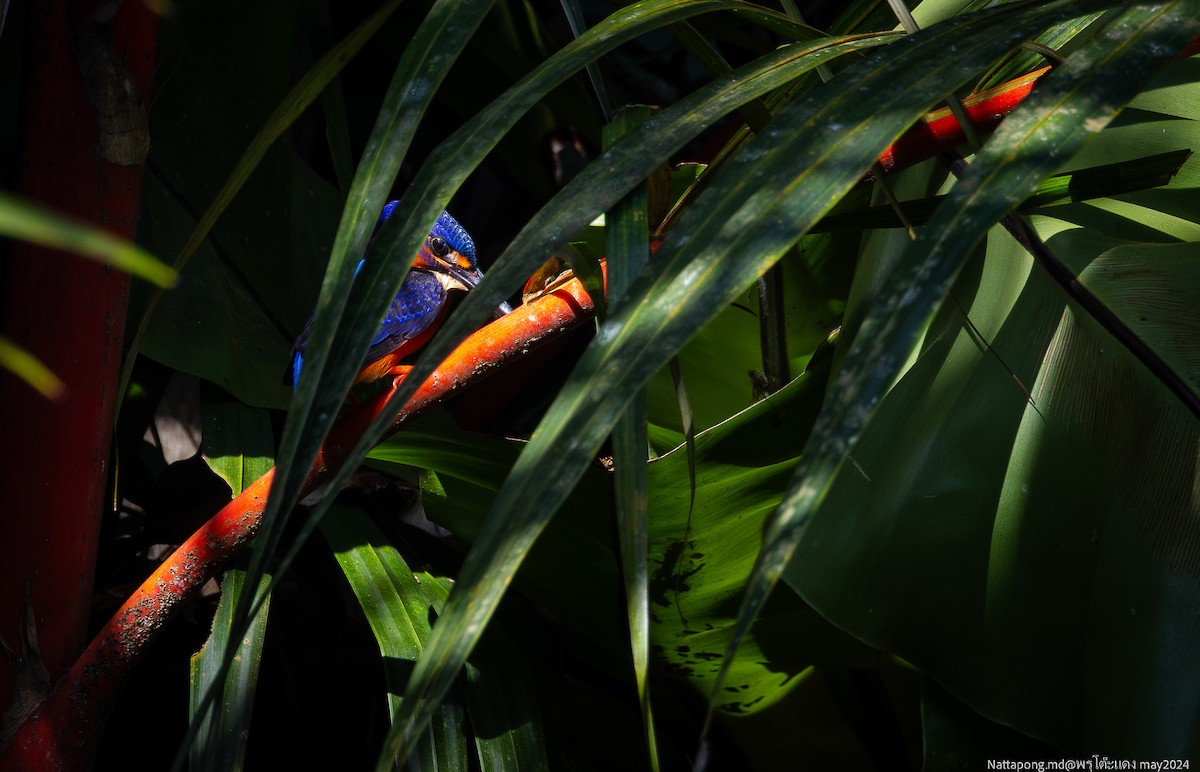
left=374, top=203, right=508, bottom=313
left=411, top=210, right=484, bottom=292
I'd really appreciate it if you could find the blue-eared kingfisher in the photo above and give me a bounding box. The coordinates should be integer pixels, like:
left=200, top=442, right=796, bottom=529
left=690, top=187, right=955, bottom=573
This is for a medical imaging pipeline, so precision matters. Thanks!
left=287, top=202, right=509, bottom=387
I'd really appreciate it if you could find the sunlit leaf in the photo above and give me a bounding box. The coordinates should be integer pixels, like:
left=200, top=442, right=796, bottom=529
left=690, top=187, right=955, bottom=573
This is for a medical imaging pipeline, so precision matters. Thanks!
left=0, top=336, right=64, bottom=400
left=0, top=191, right=174, bottom=286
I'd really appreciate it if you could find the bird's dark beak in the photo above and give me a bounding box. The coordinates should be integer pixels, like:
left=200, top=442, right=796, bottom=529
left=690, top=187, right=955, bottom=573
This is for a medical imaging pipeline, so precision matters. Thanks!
left=439, top=255, right=513, bottom=318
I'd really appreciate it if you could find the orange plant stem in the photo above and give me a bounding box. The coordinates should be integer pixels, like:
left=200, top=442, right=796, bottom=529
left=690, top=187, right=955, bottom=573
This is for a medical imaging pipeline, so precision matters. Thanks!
left=877, top=66, right=1050, bottom=174
left=0, top=276, right=599, bottom=770
left=879, top=32, right=1199, bottom=175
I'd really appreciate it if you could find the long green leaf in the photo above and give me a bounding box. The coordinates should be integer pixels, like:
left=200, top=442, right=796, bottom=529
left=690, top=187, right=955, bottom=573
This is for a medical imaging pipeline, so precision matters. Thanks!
left=464, top=630, right=551, bottom=772
left=321, top=507, right=438, bottom=715
left=0, top=191, right=175, bottom=286
left=0, top=336, right=64, bottom=400
left=188, top=566, right=272, bottom=772
left=605, top=105, right=660, bottom=771
left=325, top=503, right=549, bottom=769
left=381, top=0, right=1126, bottom=761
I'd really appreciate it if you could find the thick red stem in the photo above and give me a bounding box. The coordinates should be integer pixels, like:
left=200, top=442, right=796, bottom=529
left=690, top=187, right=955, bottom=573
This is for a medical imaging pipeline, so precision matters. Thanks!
left=877, top=66, right=1049, bottom=174
left=0, top=0, right=157, bottom=754
left=879, top=33, right=1200, bottom=174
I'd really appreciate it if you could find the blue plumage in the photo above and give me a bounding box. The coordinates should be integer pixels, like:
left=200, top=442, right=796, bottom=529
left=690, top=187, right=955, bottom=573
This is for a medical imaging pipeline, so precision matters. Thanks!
left=363, top=270, right=445, bottom=363
left=287, top=204, right=485, bottom=387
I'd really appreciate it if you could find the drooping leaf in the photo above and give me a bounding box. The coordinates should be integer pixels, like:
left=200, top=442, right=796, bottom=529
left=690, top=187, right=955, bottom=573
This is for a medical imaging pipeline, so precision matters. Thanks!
left=0, top=336, right=64, bottom=400
left=0, top=191, right=174, bottom=286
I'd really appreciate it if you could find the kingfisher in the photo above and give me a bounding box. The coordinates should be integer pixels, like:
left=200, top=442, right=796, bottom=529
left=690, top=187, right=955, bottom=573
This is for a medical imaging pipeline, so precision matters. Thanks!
left=287, top=202, right=509, bottom=388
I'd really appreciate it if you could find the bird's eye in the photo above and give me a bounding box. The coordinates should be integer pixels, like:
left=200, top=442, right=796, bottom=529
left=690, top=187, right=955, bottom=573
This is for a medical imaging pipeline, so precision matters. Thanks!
left=428, top=236, right=451, bottom=258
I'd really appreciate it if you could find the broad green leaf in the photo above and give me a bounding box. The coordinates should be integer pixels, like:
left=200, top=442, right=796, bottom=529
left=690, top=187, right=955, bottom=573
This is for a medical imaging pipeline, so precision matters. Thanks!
left=188, top=389, right=276, bottom=771
left=322, top=504, right=452, bottom=701
left=337, top=513, right=478, bottom=772
left=786, top=227, right=1200, bottom=756
left=138, top=157, right=343, bottom=409
left=324, top=502, right=549, bottom=770
left=464, top=627, right=551, bottom=772
left=648, top=348, right=881, bottom=708
left=200, top=388, right=275, bottom=502
left=138, top=171, right=294, bottom=408
left=1127, top=57, right=1200, bottom=121
left=188, top=565, right=272, bottom=772
left=366, top=423, right=624, bottom=656
left=776, top=1, right=1200, bottom=758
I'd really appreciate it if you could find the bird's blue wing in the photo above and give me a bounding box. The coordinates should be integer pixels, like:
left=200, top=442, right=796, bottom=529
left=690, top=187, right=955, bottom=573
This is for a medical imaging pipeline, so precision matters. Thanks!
left=362, top=270, right=446, bottom=363
left=287, top=204, right=462, bottom=386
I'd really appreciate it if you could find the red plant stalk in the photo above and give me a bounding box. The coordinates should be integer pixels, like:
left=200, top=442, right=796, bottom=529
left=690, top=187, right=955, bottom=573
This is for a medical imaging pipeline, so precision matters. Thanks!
left=876, top=66, right=1050, bottom=173
left=879, top=31, right=1200, bottom=174
left=0, top=0, right=157, bottom=739
left=0, top=273, right=601, bottom=769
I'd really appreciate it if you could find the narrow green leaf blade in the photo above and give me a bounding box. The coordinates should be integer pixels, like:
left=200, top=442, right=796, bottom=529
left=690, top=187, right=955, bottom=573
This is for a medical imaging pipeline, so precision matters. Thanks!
left=815, top=149, right=1193, bottom=231
left=188, top=565, right=272, bottom=772
left=0, top=336, right=64, bottom=400
left=605, top=104, right=660, bottom=772
left=0, top=192, right=175, bottom=286
left=321, top=508, right=432, bottom=714
left=189, top=394, right=276, bottom=772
